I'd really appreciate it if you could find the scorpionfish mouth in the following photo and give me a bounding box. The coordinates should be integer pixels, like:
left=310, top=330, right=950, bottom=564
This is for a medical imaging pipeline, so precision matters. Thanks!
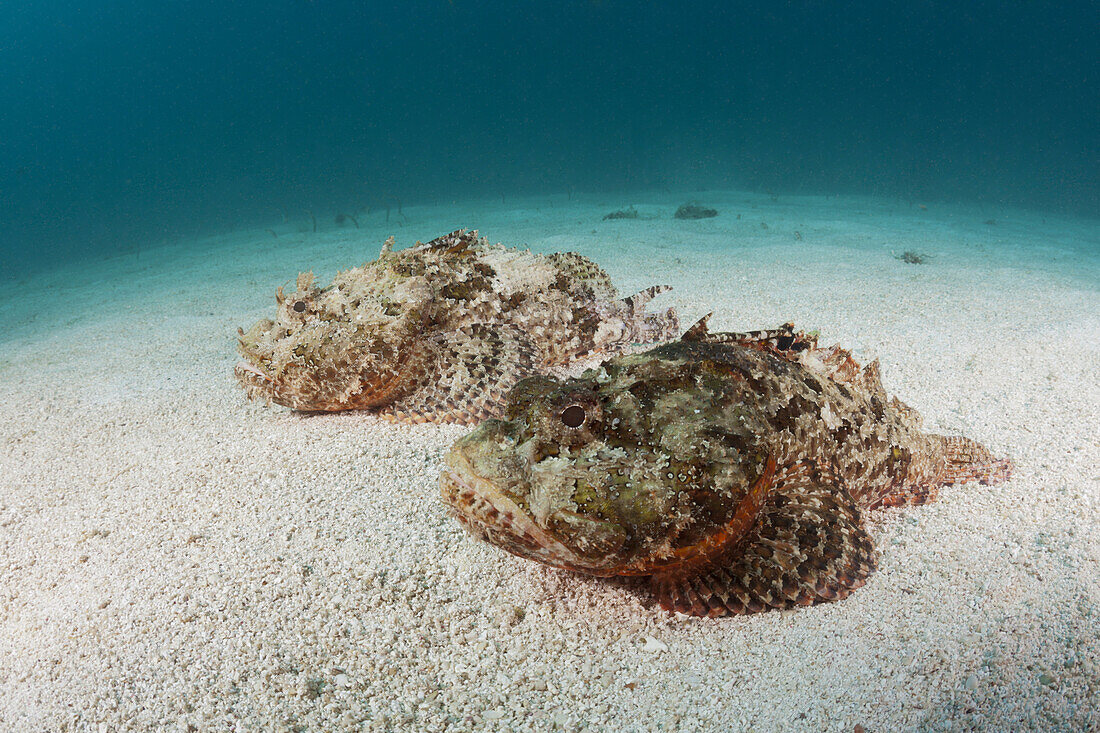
left=234, top=359, right=280, bottom=400
left=440, top=446, right=589, bottom=570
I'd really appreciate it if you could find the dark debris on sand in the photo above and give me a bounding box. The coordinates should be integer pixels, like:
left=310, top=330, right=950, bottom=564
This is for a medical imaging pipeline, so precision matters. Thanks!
left=674, top=203, right=718, bottom=220
left=897, top=250, right=931, bottom=265
left=603, top=206, right=639, bottom=221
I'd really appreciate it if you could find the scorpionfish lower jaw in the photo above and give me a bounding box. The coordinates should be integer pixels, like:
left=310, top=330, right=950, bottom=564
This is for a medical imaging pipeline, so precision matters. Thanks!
left=439, top=453, right=588, bottom=570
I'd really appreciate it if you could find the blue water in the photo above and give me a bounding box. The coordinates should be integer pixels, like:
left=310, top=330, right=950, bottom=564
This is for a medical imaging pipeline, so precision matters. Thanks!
left=1, top=0, right=1097, bottom=275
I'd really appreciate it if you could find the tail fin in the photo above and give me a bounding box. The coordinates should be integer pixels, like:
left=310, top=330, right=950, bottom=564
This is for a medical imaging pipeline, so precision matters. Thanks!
left=935, top=435, right=1014, bottom=485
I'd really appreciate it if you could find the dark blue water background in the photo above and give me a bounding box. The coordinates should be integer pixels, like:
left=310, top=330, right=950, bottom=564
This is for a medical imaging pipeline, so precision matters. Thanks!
left=1, top=0, right=1096, bottom=275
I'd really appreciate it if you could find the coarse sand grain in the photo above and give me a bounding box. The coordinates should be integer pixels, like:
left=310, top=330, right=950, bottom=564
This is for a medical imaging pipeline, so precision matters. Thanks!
left=1, top=191, right=1097, bottom=731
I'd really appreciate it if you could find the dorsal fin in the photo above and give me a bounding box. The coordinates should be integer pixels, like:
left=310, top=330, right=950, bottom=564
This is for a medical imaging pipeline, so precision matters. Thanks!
left=414, top=229, right=482, bottom=255
left=800, top=344, right=861, bottom=384
left=622, top=284, right=673, bottom=313
left=681, top=313, right=713, bottom=341
left=682, top=319, right=818, bottom=354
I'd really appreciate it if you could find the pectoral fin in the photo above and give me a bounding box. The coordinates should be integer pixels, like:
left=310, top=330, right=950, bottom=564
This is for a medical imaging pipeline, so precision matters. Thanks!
left=652, top=460, right=876, bottom=616
left=382, top=324, right=538, bottom=425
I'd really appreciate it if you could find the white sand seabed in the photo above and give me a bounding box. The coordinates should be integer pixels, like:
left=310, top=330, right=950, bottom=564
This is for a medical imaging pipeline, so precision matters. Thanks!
left=1, top=191, right=1097, bottom=731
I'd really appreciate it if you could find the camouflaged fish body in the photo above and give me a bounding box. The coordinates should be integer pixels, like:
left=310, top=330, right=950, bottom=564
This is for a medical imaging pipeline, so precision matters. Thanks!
left=235, top=230, right=679, bottom=424
left=440, top=316, right=1014, bottom=616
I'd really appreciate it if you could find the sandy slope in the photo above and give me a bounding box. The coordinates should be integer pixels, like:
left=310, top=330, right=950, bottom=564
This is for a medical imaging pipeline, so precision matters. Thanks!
left=1, top=191, right=1097, bottom=731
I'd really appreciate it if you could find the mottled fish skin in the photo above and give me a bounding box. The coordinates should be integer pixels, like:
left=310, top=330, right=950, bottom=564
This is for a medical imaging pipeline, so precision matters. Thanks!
left=235, top=230, right=679, bottom=424
left=440, top=317, right=1014, bottom=616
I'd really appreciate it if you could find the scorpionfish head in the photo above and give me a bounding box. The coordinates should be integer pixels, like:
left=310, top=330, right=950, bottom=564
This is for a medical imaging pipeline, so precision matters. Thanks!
left=234, top=258, right=435, bottom=412
left=440, top=347, right=772, bottom=577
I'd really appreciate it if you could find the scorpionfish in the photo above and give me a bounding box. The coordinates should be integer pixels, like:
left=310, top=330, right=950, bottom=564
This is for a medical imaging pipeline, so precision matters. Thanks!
left=441, top=316, right=1013, bottom=616
left=235, top=230, right=678, bottom=424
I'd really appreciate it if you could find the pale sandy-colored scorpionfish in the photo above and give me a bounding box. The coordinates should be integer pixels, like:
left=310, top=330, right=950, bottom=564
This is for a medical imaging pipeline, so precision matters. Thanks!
left=235, top=230, right=678, bottom=424
left=441, top=316, right=1014, bottom=616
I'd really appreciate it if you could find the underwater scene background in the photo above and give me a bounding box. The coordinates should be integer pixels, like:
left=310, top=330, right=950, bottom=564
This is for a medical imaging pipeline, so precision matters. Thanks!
left=0, top=1, right=1098, bottom=731
left=0, top=0, right=1097, bottom=274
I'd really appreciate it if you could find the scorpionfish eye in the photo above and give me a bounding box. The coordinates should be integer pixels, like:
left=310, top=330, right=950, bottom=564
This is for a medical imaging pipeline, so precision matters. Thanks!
left=560, top=404, right=586, bottom=428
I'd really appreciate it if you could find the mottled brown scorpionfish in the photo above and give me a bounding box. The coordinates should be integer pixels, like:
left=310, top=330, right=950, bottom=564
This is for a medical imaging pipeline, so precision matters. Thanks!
left=441, top=316, right=1013, bottom=616
left=235, top=230, right=678, bottom=424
